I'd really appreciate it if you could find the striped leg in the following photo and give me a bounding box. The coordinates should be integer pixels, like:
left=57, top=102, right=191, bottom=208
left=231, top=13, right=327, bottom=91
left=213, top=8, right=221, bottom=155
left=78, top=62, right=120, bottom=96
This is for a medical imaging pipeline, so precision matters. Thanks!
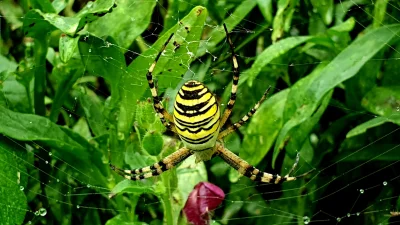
left=218, top=86, right=271, bottom=140
left=110, top=147, right=192, bottom=180
left=215, top=144, right=312, bottom=184
left=220, top=23, right=240, bottom=127
left=146, top=33, right=176, bottom=131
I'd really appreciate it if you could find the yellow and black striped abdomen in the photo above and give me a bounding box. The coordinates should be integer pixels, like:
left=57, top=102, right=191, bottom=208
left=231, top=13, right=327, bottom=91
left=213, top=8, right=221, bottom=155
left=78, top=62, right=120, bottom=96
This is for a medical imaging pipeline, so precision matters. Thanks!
left=173, top=80, right=221, bottom=151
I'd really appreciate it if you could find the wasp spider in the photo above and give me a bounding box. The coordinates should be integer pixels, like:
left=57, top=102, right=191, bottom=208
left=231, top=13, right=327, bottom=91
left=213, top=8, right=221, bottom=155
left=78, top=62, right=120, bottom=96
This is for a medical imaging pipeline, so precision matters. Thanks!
left=110, top=24, right=312, bottom=184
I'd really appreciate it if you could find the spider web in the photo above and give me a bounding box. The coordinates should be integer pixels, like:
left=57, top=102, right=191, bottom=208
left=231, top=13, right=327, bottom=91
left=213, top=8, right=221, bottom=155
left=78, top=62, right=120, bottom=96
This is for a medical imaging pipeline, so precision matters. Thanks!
left=0, top=0, right=400, bottom=224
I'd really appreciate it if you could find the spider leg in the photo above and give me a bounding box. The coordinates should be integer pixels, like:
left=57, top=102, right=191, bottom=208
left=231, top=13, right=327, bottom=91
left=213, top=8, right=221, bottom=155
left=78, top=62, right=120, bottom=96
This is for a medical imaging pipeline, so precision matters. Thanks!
left=216, top=144, right=312, bottom=184
left=146, top=33, right=176, bottom=132
left=110, top=147, right=192, bottom=180
left=220, top=23, right=240, bottom=127
left=218, top=86, right=271, bottom=140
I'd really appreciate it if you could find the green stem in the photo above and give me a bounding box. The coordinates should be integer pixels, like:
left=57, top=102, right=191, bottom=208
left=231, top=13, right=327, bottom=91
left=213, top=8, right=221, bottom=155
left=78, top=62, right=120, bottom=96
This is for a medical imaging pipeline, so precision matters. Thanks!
left=33, top=34, right=54, bottom=224
left=33, top=37, right=47, bottom=116
left=161, top=174, right=175, bottom=225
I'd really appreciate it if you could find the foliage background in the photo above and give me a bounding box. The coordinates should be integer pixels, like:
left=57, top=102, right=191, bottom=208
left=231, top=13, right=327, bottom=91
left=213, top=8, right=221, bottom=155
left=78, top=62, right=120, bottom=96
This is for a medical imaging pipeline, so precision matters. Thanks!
left=0, top=0, right=400, bottom=224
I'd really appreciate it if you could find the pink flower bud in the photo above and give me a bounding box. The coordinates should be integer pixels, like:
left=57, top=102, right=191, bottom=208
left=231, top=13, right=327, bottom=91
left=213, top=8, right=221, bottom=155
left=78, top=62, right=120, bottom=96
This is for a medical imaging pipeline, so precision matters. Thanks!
left=183, top=182, right=225, bottom=225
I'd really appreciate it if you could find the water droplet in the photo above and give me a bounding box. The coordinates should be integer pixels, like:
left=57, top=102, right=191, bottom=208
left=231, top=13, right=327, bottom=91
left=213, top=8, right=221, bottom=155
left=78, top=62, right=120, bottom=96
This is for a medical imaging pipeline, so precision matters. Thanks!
left=48, top=152, right=52, bottom=156
left=34, top=211, right=39, bottom=216
left=87, top=184, right=91, bottom=188
left=356, top=212, right=360, bottom=216
left=74, top=97, right=77, bottom=100
left=38, top=208, right=47, bottom=216
left=45, top=161, right=48, bottom=164
left=28, top=221, right=32, bottom=224
left=57, top=179, right=60, bottom=182
left=337, top=217, right=341, bottom=222
left=359, top=189, right=364, bottom=194
left=383, top=181, right=387, bottom=186
left=347, top=213, right=350, bottom=217
left=89, top=49, right=92, bottom=53
left=77, top=205, right=80, bottom=209
left=303, top=216, right=310, bottom=224
left=19, top=186, right=24, bottom=191
left=69, top=114, right=72, bottom=118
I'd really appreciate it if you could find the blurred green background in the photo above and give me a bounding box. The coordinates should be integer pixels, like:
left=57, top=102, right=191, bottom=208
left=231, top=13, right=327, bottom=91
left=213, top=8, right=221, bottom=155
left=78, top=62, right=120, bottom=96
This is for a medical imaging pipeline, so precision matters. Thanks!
left=1, top=0, right=400, bottom=224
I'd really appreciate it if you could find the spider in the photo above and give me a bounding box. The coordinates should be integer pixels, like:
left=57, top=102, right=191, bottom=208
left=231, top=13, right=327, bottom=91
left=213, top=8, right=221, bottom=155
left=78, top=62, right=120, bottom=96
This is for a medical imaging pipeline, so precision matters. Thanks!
left=110, top=24, right=312, bottom=184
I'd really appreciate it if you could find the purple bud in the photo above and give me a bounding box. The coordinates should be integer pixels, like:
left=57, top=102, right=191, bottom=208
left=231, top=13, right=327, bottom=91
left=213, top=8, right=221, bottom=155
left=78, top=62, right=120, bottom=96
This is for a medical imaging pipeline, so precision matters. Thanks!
left=183, top=182, right=225, bottom=225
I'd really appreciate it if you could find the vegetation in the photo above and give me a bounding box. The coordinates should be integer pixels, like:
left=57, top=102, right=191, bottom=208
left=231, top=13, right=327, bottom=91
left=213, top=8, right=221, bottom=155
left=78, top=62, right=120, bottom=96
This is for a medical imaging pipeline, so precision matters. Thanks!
left=0, top=0, right=400, bottom=224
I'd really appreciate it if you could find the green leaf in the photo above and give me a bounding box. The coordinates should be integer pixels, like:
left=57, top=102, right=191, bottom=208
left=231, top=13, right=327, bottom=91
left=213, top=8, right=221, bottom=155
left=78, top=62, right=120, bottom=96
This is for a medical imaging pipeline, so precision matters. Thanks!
left=274, top=25, right=400, bottom=165
left=308, top=11, right=327, bottom=35
left=78, top=35, right=124, bottom=111
left=241, top=89, right=289, bottom=166
left=52, top=0, right=68, bottom=14
left=310, top=0, right=333, bottom=25
left=75, top=0, right=115, bottom=18
left=72, top=117, right=91, bottom=139
left=21, top=12, right=50, bottom=116
left=78, top=88, right=107, bottom=137
left=109, top=179, right=156, bottom=198
left=0, top=105, right=108, bottom=186
left=0, top=55, right=17, bottom=73
left=271, top=0, right=298, bottom=42
left=246, top=36, right=313, bottom=86
left=135, top=100, right=156, bottom=130
left=124, top=150, right=155, bottom=171
left=59, top=35, right=79, bottom=63
left=74, top=0, right=116, bottom=32
left=30, top=0, right=56, bottom=13
left=88, top=0, right=156, bottom=49
left=23, top=0, right=115, bottom=37
left=118, top=6, right=208, bottom=136
left=176, top=156, right=207, bottom=202
left=0, top=1, right=23, bottom=30
left=346, top=115, right=400, bottom=138
left=49, top=59, right=84, bottom=122
left=196, top=0, right=257, bottom=57
left=329, top=17, right=355, bottom=33
left=23, top=9, right=77, bottom=36
left=106, top=214, right=148, bottom=225
left=0, top=137, right=28, bottom=225
left=142, top=131, right=163, bottom=156
left=345, top=50, right=383, bottom=110
left=373, top=0, right=388, bottom=28
left=256, top=0, right=273, bottom=23
left=272, top=63, right=329, bottom=165
left=334, top=0, right=368, bottom=25
left=277, top=89, right=332, bottom=163
left=0, top=73, right=31, bottom=113
left=362, top=86, right=400, bottom=116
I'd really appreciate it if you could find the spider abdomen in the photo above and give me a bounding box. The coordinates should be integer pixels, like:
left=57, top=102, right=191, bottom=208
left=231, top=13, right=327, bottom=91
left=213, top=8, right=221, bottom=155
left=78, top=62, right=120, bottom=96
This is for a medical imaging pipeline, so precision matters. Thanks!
left=173, top=80, right=221, bottom=151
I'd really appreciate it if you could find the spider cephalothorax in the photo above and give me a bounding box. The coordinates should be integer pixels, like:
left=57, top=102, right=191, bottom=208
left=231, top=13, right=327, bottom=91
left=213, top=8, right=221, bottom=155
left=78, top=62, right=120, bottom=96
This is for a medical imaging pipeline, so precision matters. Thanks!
left=110, top=24, right=312, bottom=184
